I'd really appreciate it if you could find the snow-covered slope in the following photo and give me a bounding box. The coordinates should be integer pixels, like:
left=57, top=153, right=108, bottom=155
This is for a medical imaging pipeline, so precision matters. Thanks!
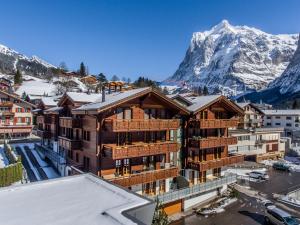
left=166, top=20, right=298, bottom=95
left=268, top=35, right=300, bottom=94
left=0, top=43, right=55, bottom=77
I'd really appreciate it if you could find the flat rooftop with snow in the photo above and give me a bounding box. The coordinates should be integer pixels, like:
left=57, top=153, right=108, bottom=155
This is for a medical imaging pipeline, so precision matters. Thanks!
left=0, top=173, right=155, bottom=225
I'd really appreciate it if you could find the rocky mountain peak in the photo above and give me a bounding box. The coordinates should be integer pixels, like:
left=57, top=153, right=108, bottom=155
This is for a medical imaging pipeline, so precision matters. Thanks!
left=166, top=21, right=298, bottom=95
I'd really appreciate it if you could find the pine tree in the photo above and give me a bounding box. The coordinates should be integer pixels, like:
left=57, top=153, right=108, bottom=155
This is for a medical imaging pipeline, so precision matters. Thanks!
left=111, top=75, right=120, bottom=81
left=197, top=86, right=202, bottom=95
left=152, top=198, right=169, bottom=225
left=79, top=62, right=86, bottom=77
left=203, top=86, right=209, bottom=95
left=292, top=99, right=300, bottom=109
left=97, top=73, right=107, bottom=83
left=14, top=69, right=22, bottom=85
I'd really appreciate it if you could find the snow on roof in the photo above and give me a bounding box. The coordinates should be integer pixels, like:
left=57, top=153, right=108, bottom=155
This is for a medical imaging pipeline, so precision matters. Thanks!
left=75, top=87, right=150, bottom=111
left=41, top=96, right=60, bottom=107
left=0, top=174, right=154, bottom=225
left=44, top=106, right=63, bottom=113
left=263, top=110, right=300, bottom=116
left=66, top=92, right=102, bottom=103
left=237, top=102, right=250, bottom=108
left=186, top=95, right=221, bottom=112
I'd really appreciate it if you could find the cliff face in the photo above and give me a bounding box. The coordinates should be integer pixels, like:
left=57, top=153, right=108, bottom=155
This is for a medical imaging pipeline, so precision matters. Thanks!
left=166, top=20, right=298, bottom=95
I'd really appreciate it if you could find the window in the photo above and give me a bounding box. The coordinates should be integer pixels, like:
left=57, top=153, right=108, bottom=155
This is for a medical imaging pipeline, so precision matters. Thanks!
left=296, top=124, right=299, bottom=127
left=286, top=116, right=292, bottom=120
left=83, top=130, right=90, bottom=141
left=266, top=116, right=271, bottom=119
left=275, top=123, right=281, bottom=126
left=267, top=123, right=271, bottom=126
left=16, top=108, right=22, bottom=112
left=275, top=116, right=281, bottom=119
left=17, top=117, right=22, bottom=123
left=286, top=123, right=292, bottom=127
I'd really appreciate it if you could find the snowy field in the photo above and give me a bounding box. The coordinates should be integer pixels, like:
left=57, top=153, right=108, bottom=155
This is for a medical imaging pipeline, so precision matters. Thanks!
left=260, top=157, right=300, bottom=172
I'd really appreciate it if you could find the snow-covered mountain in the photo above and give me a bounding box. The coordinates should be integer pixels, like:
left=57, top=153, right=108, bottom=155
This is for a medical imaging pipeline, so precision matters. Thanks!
left=268, top=35, right=300, bottom=94
left=166, top=20, right=298, bottom=95
left=0, top=43, right=55, bottom=77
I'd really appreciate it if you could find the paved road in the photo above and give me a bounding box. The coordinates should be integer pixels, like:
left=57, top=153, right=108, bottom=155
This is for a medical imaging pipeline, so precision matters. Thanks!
left=171, top=168, right=300, bottom=225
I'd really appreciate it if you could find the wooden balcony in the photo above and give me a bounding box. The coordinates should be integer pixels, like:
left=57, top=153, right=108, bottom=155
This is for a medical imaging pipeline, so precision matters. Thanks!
left=189, top=136, right=237, bottom=149
left=188, top=155, right=244, bottom=171
left=36, top=129, right=52, bottom=139
left=59, top=117, right=82, bottom=128
left=0, top=111, right=14, bottom=116
left=58, top=136, right=82, bottom=151
left=110, top=167, right=178, bottom=187
left=105, top=119, right=180, bottom=132
left=103, top=141, right=179, bottom=160
left=0, top=102, right=13, bottom=107
left=189, top=119, right=239, bottom=129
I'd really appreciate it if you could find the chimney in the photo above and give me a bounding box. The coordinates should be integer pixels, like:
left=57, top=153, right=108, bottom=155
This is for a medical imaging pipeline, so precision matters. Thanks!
left=102, top=86, right=106, bottom=102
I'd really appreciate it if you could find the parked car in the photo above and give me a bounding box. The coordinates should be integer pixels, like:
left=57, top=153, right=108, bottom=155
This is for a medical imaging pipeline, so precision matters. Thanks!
left=265, top=205, right=300, bottom=225
left=249, top=171, right=269, bottom=180
left=273, top=162, right=290, bottom=171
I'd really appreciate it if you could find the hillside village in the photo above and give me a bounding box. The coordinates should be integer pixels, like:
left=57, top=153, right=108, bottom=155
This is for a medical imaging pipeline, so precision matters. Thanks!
left=1, top=15, right=300, bottom=225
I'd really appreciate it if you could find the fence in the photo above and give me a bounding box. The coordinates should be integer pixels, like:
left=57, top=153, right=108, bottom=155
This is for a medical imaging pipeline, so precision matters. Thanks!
left=149, top=174, right=237, bottom=203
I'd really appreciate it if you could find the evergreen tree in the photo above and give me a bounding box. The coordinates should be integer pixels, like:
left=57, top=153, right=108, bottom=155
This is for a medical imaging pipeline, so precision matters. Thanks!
left=127, top=77, right=131, bottom=84
left=197, top=86, right=202, bottom=95
left=97, top=73, right=107, bottom=83
left=21, top=92, right=27, bottom=100
left=79, top=62, right=86, bottom=77
left=111, top=75, right=120, bottom=81
left=203, top=86, right=209, bottom=95
left=14, top=69, right=22, bottom=85
left=292, top=99, right=300, bottom=109
left=152, top=198, right=169, bottom=225
left=59, top=62, right=68, bottom=71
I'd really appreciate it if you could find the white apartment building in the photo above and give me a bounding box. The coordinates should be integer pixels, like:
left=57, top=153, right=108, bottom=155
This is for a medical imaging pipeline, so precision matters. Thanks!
left=229, top=127, right=286, bottom=162
left=237, top=102, right=264, bottom=129
left=263, top=110, right=300, bottom=143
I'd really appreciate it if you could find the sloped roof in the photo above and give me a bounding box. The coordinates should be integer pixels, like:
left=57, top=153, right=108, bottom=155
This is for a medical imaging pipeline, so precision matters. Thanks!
left=0, top=90, right=36, bottom=108
left=41, top=96, right=60, bottom=107
left=186, top=95, right=244, bottom=114
left=262, top=109, right=300, bottom=116
left=0, top=173, right=154, bottom=225
left=60, top=92, right=102, bottom=105
left=237, top=102, right=264, bottom=114
left=73, top=87, right=190, bottom=115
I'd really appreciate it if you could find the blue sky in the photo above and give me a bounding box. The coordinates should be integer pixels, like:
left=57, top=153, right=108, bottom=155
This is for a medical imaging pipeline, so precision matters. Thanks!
left=0, top=0, right=299, bottom=81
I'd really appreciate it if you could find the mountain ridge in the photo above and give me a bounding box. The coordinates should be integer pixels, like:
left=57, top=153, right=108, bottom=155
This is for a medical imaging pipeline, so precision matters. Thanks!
left=166, top=20, right=298, bottom=95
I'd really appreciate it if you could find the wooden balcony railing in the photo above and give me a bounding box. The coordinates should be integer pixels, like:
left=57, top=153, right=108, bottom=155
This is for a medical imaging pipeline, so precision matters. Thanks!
left=59, top=117, right=82, bottom=128
left=36, top=129, right=52, bottom=139
left=0, top=111, right=14, bottom=116
left=110, top=167, right=178, bottom=187
left=58, top=136, right=82, bottom=151
left=189, top=136, right=237, bottom=149
left=105, top=119, right=180, bottom=132
left=0, top=102, right=13, bottom=107
left=188, top=155, right=244, bottom=171
left=189, top=119, right=239, bottom=129
left=103, top=141, right=179, bottom=160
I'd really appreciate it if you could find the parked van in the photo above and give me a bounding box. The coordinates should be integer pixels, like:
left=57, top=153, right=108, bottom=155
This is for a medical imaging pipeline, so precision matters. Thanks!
left=265, top=205, right=300, bottom=225
left=249, top=171, right=269, bottom=180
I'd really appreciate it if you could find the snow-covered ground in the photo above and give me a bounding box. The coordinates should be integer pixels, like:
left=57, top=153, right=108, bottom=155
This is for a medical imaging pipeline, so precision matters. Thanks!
left=260, top=157, right=300, bottom=172
left=0, top=145, right=9, bottom=168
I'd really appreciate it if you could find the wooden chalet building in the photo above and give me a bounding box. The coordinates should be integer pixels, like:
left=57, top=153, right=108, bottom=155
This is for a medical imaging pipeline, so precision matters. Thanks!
left=69, top=87, right=189, bottom=195
left=0, top=90, right=35, bottom=139
left=185, top=95, right=244, bottom=184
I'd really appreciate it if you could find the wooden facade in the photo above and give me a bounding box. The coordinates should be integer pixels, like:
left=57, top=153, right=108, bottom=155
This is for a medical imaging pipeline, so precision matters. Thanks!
left=186, top=96, right=244, bottom=183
